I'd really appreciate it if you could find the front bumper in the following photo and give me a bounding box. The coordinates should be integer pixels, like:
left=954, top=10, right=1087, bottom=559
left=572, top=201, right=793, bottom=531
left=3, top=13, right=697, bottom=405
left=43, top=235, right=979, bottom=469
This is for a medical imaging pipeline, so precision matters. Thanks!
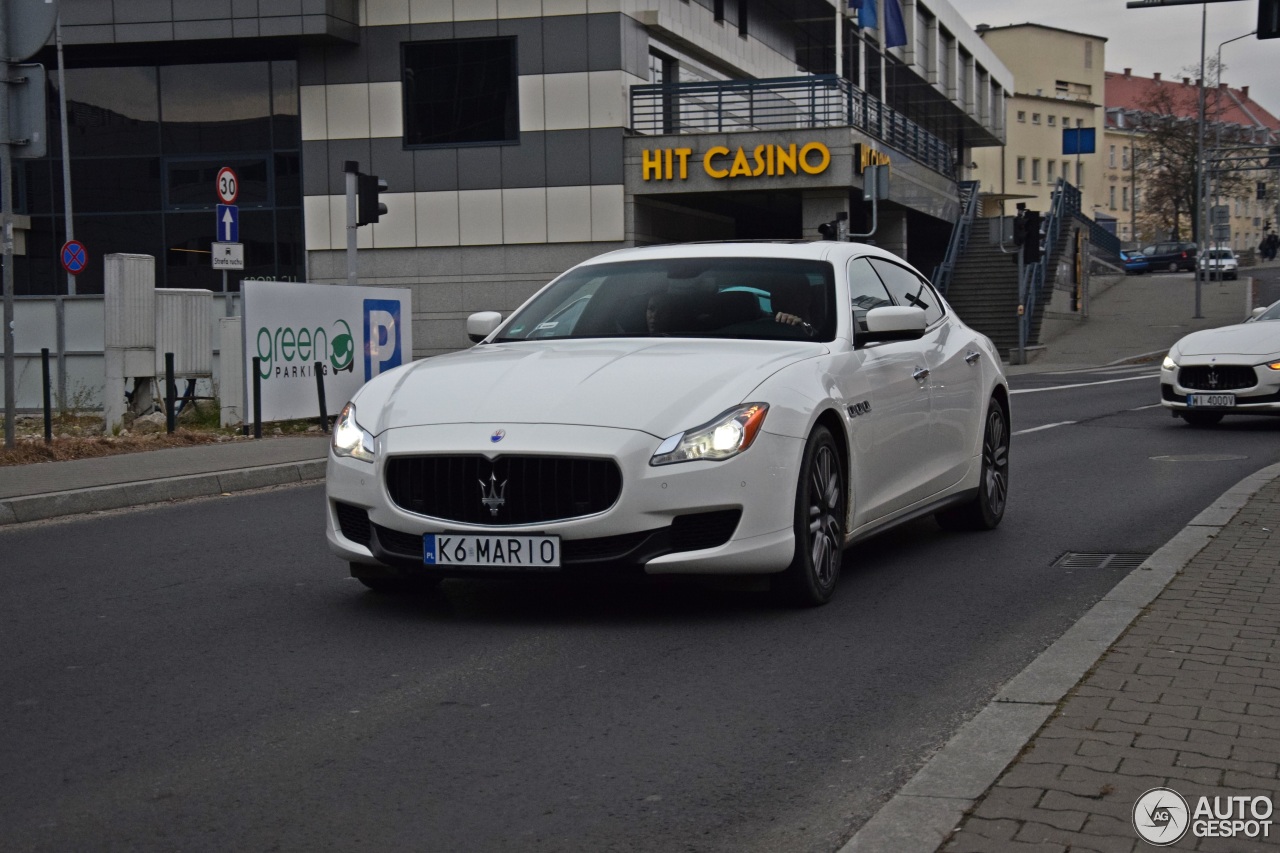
left=1159, top=360, right=1280, bottom=415
left=325, top=422, right=802, bottom=576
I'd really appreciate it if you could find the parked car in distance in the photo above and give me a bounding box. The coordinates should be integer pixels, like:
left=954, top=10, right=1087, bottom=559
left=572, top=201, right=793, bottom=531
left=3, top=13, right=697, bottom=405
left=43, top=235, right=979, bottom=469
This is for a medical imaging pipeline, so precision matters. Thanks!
left=1121, top=250, right=1149, bottom=275
left=1141, top=241, right=1198, bottom=272
left=326, top=241, right=1012, bottom=606
left=1197, top=247, right=1238, bottom=280
left=1160, top=297, right=1280, bottom=426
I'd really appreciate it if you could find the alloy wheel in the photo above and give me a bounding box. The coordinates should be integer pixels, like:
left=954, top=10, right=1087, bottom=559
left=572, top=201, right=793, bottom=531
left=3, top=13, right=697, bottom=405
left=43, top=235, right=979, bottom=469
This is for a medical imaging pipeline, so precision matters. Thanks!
left=806, top=444, right=844, bottom=589
left=982, top=405, right=1009, bottom=517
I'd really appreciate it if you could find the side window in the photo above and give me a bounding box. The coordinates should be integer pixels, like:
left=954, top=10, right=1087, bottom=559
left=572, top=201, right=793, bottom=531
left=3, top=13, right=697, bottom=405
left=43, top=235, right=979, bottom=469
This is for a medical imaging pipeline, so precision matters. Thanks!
left=868, top=258, right=944, bottom=327
left=846, top=258, right=894, bottom=329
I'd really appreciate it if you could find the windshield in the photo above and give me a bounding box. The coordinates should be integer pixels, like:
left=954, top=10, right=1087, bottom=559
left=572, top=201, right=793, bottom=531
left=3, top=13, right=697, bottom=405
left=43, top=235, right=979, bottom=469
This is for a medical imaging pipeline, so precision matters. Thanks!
left=1204, top=250, right=1233, bottom=259
left=1257, top=302, right=1280, bottom=322
left=495, top=257, right=838, bottom=342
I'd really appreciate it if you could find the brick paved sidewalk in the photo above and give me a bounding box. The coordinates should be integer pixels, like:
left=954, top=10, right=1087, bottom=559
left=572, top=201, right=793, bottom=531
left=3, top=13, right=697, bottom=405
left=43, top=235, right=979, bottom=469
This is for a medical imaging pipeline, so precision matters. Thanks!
left=942, top=477, right=1280, bottom=853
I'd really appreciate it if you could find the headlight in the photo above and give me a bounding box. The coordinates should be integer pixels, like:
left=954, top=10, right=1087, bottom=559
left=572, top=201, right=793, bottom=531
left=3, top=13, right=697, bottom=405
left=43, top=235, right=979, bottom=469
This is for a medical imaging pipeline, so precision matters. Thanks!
left=1162, top=355, right=1178, bottom=371
left=650, top=403, right=769, bottom=466
left=1267, top=361, right=1280, bottom=371
left=332, top=402, right=376, bottom=463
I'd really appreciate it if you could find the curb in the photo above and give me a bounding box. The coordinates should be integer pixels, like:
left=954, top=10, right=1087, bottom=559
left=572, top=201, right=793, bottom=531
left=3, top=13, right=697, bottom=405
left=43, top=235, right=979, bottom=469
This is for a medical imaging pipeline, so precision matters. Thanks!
left=839, top=460, right=1280, bottom=853
left=0, top=459, right=327, bottom=527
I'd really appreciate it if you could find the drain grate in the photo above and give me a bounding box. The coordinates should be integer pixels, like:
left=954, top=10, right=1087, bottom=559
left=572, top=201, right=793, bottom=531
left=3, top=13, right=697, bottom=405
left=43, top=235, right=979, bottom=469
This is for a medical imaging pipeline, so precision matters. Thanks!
left=1053, top=552, right=1152, bottom=571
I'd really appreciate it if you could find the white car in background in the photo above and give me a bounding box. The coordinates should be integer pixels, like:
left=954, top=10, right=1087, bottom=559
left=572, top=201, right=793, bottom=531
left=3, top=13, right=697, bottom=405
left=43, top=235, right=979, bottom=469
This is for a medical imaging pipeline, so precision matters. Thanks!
left=1160, top=299, right=1280, bottom=426
left=326, top=242, right=1011, bottom=606
left=1197, top=247, right=1239, bottom=280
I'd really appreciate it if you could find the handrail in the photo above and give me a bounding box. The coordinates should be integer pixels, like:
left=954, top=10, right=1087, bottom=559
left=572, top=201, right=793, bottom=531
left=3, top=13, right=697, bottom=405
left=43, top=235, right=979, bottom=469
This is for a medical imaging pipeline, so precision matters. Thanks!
left=932, top=180, right=980, bottom=295
left=1018, top=179, right=1076, bottom=358
left=630, top=75, right=957, bottom=179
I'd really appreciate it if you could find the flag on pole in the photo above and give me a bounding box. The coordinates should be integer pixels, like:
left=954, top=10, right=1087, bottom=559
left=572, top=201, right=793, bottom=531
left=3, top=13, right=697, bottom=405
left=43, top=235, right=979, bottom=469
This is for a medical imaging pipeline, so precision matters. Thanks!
left=853, top=0, right=876, bottom=30
left=883, top=0, right=907, bottom=47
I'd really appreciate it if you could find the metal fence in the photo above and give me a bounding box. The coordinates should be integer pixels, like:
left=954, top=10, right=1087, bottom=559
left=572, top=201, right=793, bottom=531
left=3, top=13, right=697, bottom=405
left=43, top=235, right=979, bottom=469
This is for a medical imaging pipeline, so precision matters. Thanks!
left=630, top=75, right=956, bottom=178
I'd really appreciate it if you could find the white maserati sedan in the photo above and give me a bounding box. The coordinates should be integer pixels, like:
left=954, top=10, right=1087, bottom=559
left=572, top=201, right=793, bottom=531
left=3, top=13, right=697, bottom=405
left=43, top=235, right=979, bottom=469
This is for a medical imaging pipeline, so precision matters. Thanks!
left=1160, top=298, right=1280, bottom=426
left=326, top=242, right=1011, bottom=606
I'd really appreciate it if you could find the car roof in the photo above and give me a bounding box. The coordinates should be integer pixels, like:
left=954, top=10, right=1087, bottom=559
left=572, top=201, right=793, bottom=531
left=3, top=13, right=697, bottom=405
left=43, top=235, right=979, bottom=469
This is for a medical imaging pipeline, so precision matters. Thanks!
left=576, top=240, right=913, bottom=268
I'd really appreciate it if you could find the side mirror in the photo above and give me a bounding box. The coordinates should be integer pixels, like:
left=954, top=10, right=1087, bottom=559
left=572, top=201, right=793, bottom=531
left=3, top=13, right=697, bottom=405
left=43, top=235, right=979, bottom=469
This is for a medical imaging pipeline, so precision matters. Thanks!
left=856, top=306, right=927, bottom=347
left=467, top=311, right=503, bottom=343
left=1249, top=307, right=1267, bottom=321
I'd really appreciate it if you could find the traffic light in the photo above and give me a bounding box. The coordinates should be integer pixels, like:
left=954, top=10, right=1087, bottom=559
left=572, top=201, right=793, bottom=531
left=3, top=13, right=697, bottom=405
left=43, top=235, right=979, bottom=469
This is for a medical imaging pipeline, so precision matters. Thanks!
left=357, top=172, right=388, bottom=226
left=817, top=211, right=848, bottom=240
left=1022, top=210, right=1043, bottom=263
left=1259, top=0, right=1280, bottom=39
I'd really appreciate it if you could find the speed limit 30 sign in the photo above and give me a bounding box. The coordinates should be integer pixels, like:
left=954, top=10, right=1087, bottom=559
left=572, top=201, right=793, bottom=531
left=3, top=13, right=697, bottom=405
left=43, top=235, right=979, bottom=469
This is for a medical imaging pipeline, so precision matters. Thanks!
left=216, top=167, right=239, bottom=204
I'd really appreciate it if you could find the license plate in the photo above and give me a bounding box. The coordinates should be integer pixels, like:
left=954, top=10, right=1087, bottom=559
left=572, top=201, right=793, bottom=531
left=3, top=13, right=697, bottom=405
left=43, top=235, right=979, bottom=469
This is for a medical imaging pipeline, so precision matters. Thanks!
left=424, top=533, right=561, bottom=568
left=1187, top=394, right=1235, bottom=408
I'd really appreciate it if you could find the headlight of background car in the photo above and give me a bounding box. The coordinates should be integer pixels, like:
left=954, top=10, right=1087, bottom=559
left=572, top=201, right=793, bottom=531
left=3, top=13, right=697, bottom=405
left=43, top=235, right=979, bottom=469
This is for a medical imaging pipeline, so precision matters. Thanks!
left=1162, top=355, right=1178, bottom=371
left=332, top=402, right=376, bottom=462
left=650, top=403, right=769, bottom=466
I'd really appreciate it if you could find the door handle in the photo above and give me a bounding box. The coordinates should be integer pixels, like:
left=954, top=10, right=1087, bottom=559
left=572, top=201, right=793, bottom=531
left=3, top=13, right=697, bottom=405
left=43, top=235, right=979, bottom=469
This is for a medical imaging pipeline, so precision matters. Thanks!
left=912, top=367, right=930, bottom=382
left=965, top=350, right=981, bottom=365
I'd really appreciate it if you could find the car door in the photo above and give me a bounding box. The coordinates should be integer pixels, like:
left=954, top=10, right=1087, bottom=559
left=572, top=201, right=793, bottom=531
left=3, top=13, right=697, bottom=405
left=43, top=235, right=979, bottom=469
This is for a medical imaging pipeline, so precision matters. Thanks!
left=867, top=259, right=983, bottom=496
left=832, top=257, right=933, bottom=524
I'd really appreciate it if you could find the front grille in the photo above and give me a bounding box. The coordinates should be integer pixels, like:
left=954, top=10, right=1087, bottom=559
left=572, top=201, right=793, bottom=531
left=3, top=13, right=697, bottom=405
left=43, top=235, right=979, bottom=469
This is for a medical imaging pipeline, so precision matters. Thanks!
left=334, top=502, right=371, bottom=545
left=1178, top=365, right=1257, bottom=391
left=385, top=455, right=623, bottom=525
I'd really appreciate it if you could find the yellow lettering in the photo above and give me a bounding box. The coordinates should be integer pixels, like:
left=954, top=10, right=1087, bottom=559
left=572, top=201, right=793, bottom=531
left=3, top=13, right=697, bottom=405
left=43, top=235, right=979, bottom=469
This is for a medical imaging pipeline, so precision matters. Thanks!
left=704, top=146, right=730, bottom=179
left=729, top=147, right=752, bottom=177
left=642, top=149, right=662, bottom=181
left=776, top=144, right=797, bottom=175
left=751, top=145, right=766, bottom=176
left=665, top=148, right=674, bottom=180
left=674, top=148, right=692, bottom=179
left=766, top=144, right=775, bottom=176
left=799, top=142, right=831, bottom=175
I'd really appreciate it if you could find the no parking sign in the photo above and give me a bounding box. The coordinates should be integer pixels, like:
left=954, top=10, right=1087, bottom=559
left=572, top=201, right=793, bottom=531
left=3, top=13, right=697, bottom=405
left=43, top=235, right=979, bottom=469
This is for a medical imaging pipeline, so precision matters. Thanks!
left=61, top=240, right=87, bottom=275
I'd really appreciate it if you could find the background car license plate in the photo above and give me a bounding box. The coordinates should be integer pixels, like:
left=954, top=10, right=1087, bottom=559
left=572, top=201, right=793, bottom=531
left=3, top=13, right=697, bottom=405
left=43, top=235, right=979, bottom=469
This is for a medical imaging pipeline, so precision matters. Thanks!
left=424, top=534, right=560, bottom=568
left=1187, top=394, right=1235, bottom=408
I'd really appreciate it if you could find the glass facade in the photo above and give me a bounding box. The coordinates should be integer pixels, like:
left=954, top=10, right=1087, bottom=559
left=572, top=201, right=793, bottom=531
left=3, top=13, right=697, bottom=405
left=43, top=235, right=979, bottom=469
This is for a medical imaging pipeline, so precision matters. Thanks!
left=16, top=60, right=302, bottom=295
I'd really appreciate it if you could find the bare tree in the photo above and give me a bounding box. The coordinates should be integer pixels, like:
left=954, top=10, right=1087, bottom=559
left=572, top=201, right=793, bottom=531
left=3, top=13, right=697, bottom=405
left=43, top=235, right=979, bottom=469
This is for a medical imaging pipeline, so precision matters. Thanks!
left=1132, top=61, right=1252, bottom=242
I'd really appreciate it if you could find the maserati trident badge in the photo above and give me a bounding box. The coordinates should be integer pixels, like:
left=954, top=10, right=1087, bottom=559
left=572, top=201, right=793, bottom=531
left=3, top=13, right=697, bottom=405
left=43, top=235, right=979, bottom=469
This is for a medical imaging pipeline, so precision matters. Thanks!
left=479, top=471, right=507, bottom=516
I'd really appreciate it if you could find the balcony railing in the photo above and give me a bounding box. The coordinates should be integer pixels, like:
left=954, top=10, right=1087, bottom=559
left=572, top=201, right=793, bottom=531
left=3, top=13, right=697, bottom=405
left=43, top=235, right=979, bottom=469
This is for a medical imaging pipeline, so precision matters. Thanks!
left=630, top=75, right=956, bottom=179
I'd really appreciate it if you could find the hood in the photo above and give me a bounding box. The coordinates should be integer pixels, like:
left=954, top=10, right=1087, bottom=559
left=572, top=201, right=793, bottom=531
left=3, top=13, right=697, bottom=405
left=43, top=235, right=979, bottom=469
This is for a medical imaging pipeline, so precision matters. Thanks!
left=1174, top=322, right=1280, bottom=358
left=355, top=339, right=821, bottom=437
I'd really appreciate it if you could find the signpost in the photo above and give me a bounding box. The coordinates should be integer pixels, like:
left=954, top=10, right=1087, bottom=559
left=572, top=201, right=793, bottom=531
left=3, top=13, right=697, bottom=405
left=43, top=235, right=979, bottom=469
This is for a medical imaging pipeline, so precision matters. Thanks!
left=4, top=0, right=60, bottom=449
left=214, top=168, right=241, bottom=317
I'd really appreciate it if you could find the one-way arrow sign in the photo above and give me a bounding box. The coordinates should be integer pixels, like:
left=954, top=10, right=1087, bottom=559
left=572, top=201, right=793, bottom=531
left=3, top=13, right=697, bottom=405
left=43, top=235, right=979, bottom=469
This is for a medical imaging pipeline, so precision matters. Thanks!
left=216, top=204, right=239, bottom=243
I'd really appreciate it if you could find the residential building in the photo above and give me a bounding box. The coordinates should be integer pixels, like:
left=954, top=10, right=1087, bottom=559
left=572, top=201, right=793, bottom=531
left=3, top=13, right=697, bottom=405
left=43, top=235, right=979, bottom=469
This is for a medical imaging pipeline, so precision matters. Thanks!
left=1105, top=68, right=1279, bottom=251
left=969, top=24, right=1106, bottom=220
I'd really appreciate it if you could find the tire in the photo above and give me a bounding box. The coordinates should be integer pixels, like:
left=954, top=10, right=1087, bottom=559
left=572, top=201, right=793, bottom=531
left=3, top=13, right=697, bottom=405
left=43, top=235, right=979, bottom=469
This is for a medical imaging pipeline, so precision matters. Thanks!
left=1181, top=411, right=1224, bottom=428
left=774, top=426, right=845, bottom=607
left=351, top=563, right=442, bottom=594
left=935, top=398, right=1010, bottom=532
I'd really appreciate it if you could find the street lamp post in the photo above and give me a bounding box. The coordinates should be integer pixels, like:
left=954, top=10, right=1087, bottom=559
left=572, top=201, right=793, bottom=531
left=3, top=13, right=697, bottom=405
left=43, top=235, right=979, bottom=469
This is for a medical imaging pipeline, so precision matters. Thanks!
left=1195, top=2, right=1206, bottom=319
left=1210, top=29, right=1257, bottom=259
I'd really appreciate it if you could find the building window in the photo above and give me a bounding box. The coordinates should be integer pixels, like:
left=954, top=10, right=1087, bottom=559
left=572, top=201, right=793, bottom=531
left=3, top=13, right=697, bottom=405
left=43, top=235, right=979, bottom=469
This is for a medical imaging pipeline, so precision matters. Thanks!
left=1062, top=115, right=1069, bottom=126
left=1017, top=110, right=1026, bottom=123
left=1085, top=41, right=1094, bottom=69
left=403, top=37, right=518, bottom=147
left=1032, top=113, right=1041, bottom=124
left=714, top=0, right=724, bottom=22
left=1123, top=187, right=1129, bottom=210
left=1016, top=157, right=1026, bottom=182
left=1122, top=146, right=1130, bottom=169
left=1109, top=145, right=1116, bottom=167
left=1032, top=158, right=1041, bottom=183
left=738, top=0, right=749, bottom=36
left=1048, top=115, right=1056, bottom=126
left=1077, top=162, right=1085, bottom=187
left=1133, top=187, right=1140, bottom=207
left=1109, top=186, right=1116, bottom=209
left=1048, top=161, right=1056, bottom=183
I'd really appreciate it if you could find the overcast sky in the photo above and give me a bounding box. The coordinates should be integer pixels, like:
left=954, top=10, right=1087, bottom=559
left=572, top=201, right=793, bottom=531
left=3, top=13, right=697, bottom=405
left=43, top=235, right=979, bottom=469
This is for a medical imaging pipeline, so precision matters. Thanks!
left=950, top=0, right=1280, bottom=118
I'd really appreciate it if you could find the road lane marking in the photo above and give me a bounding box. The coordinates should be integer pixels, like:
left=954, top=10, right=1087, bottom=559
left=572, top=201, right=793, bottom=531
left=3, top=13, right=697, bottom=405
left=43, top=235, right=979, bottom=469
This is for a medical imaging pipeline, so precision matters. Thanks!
left=1013, top=421, right=1077, bottom=435
left=1130, top=403, right=1164, bottom=411
left=1011, top=373, right=1158, bottom=394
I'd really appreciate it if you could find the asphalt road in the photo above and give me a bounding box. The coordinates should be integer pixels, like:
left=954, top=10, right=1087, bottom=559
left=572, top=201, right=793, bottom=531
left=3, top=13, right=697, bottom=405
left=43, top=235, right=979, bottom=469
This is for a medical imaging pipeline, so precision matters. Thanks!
left=3, top=370, right=1279, bottom=852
